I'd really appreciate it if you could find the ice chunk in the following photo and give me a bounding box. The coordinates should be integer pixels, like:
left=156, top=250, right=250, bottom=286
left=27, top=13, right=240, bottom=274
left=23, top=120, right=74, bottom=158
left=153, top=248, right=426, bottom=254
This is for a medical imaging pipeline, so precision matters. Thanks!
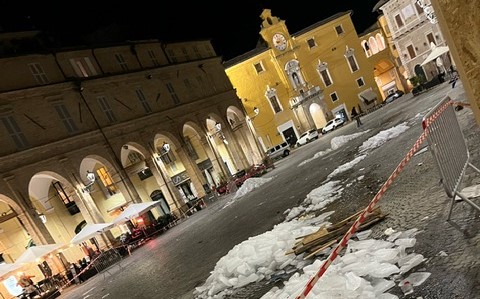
left=377, top=293, right=399, bottom=299
left=356, top=229, right=372, bottom=240
left=400, top=254, right=425, bottom=274
left=371, top=278, right=395, bottom=295
left=345, top=271, right=362, bottom=291
left=367, top=262, right=400, bottom=278
left=394, top=238, right=416, bottom=248
left=401, top=272, right=431, bottom=286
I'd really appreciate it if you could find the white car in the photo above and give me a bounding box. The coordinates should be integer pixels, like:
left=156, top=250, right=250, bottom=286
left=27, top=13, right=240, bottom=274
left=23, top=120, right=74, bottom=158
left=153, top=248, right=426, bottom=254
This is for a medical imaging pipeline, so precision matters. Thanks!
left=322, top=117, right=345, bottom=134
left=296, top=129, right=319, bottom=147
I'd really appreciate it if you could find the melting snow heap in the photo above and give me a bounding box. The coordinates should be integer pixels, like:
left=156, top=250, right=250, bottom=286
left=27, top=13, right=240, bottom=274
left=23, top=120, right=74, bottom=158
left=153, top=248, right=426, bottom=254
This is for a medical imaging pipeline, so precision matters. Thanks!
left=194, top=213, right=429, bottom=299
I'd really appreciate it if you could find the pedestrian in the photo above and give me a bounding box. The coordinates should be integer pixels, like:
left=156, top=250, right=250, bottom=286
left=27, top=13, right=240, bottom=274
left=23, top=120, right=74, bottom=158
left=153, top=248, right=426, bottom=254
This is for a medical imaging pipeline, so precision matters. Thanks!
left=351, top=107, right=362, bottom=127
left=17, top=273, right=40, bottom=298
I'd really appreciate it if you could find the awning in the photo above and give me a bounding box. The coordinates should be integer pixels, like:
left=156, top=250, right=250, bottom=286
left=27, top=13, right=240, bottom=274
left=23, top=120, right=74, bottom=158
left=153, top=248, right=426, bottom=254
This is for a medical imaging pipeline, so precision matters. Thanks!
left=421, top=43, right=450, bottom=66
left=359, top=90, right=378, bottom=103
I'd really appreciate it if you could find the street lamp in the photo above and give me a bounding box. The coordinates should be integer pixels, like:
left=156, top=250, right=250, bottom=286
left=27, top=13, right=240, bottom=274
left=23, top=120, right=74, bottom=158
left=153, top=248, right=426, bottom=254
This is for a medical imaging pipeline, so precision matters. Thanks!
left=209, top=122, right=228, bottom=145
left=82, top=170, right=96, bottom=193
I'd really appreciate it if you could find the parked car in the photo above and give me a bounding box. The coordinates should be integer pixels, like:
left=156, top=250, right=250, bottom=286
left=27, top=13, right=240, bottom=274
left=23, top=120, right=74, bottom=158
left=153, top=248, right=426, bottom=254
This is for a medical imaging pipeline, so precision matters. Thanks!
left=321, top=117, right=345, bottom=134
left=296, top=129, right=319, bottom=147
left=384, top=90, right=405, bottom=104
left=266, top=141, right=291, bottom=160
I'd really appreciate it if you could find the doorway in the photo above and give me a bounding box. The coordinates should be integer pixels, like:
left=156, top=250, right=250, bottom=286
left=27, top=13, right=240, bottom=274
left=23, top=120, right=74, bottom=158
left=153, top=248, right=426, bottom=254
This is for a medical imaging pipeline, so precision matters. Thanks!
left=282, top=127, right=297, bottom=147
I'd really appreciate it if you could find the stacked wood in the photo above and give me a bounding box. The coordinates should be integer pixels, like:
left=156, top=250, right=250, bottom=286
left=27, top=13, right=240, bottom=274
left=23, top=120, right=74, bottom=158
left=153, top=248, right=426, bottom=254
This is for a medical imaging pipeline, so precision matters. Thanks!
left=287, top=207, right=387, bottom=260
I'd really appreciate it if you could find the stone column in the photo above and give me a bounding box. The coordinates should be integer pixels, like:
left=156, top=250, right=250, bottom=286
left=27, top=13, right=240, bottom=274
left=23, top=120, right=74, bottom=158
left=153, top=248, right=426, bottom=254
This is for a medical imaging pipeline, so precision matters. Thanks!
left=237, top=123, right=263, bottom=164
left=201, top=135, right=229, bottom=183
left=3, top=175, right=54, bottom=244
left=221, top=127, right=250, bottom=170
left=430, top=0, right=480, bottom=124
left=175, top=147, right=207, bottom=198
left=144, top=158, right=184, bottom=211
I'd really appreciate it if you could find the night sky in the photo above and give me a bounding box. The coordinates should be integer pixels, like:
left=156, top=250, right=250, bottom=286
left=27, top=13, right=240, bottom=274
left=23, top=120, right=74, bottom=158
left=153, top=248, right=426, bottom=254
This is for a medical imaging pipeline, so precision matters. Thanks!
left=0, top=1, right=380, bottom=61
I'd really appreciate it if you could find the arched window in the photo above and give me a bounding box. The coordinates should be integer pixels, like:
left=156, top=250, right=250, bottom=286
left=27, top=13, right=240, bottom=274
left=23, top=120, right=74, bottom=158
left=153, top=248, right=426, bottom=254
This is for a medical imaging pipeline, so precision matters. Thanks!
left=369, top=36, right=379, bottom=54
left=376, top=33, right=386, bottom=51
left=362, top=40, right=371, bottom=57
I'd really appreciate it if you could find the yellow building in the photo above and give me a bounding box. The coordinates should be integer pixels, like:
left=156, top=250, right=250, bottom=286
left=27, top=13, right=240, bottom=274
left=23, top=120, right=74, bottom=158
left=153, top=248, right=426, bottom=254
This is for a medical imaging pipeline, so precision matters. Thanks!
left=225, top=9, right=384, bottom=150
left=359, top=15, right=410, bottom=99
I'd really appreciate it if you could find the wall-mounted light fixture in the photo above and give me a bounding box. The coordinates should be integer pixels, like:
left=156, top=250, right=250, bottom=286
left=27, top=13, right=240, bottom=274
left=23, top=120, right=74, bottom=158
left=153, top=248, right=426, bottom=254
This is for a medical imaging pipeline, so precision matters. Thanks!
left=82, top=170, right=96, bottom=193
left=208, top=123, right=228, bottom=145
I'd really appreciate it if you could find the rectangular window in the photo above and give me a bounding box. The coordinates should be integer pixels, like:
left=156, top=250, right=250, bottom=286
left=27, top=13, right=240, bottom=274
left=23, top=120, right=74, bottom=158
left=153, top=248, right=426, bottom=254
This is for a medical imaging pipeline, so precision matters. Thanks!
left=330, top=92, right=339, bottom=102
left=167, top=49, right=177, bottom=63
left=320, top=69, right=333, bottom=87
left=166, top=83, right=181, bottom=105
left=415, top=2, right=423, bottom=15
left=96, top=167, right=117, bottom=196
left=28, top=63, right=49, bottom=85
left=193, top=46, right=202, bottom=59
left=184, top=79, right=192, bottom=90
left=356, top=77, right=365, bottom=87
left=335, top=25, right=344, bottom=35
left=426, top=33, right=436, bottom=45
left=69, top=57, right=97, bottom=77
left=185, top=136, right=199, bottom=160
left=268, top=95, right=282, bottom=113
left=1, top=115, right=29, bottom=149
left=135, top=89, right=152, bottom=113
left=128, top=151, right=144, bottom=165
left=147, top=50, right=160, bottom=66
left=114, top=53, right=128, bottom=71
left=307, top=38, right=316, bottom=48
left=254, top=62, right=264, bottom=74
left=402, top=5, right=415, bottom=19
left=407, top=44, right=416, bottom=59
left=395, top=14, right=404, bottom=28
left=97, top=96, right=117, bottom=123
left=53, top=103, right=78, bottom=133
left=52, top=181, right=80, bottom=215
left=347, top=55, right=359, bottom=72
left=181, top=47, right=190, bottom=60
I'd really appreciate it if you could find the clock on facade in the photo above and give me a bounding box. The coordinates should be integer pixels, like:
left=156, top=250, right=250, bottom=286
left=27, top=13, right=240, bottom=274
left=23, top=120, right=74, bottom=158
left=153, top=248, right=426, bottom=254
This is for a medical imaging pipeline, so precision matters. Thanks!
left=272, top=33, right=287, bottom=51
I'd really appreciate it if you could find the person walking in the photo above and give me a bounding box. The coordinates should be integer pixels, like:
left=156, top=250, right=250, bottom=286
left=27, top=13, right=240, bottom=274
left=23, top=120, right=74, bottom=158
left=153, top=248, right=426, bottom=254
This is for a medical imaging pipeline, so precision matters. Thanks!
left=351, top=106, right=362, bottom=127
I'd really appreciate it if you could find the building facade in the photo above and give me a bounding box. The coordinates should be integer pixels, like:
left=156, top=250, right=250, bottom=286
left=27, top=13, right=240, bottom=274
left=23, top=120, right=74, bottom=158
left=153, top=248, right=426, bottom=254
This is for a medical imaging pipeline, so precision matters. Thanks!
left=224, top=9, right=385, bottom=151
left=376, top=0, right=452, bottom=82
left=0, top=31, right=262, bottom=296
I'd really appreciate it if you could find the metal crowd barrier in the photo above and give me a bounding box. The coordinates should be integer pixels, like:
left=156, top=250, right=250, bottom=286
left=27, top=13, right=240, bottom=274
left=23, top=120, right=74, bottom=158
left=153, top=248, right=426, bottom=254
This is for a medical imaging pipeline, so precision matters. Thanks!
left=91, top=247, right=124, bottom=278
left=422, top=96, right=480, bottom=220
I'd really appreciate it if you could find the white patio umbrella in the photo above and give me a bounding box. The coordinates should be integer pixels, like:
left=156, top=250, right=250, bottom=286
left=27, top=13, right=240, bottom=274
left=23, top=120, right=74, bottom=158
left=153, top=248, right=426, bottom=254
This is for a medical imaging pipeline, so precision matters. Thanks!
left=111, top=201, right=161, bottom=225
left=421, top=42, right=450, bottom=66
left=15, top=243, right=67, bottom=264
left=70, top=222, right=115, bottom=245
left=0, top=263, right=23, bottom=279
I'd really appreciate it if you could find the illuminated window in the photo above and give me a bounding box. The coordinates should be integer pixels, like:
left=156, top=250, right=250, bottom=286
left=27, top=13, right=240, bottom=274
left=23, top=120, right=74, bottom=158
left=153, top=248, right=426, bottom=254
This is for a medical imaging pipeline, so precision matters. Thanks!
left=96, top=167, right=117, bottom=196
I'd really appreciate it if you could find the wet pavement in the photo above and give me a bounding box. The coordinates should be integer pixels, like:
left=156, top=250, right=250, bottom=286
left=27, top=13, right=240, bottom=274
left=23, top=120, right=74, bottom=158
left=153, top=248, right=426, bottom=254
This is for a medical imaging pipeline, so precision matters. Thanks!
left=57, top=81, right=479, bottom=299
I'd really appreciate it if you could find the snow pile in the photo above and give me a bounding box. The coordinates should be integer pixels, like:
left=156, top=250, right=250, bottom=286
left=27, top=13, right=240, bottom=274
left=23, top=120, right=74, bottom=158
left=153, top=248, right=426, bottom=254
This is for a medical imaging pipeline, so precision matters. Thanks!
left=233, top=177, right=273, bottom=199
left=261, top=229, right=427, bottom=299
left=298, top=149, right=332, bottom=166
left=194, top=216, right=428, bottom=299
left=327, top=154, right=367, bottom=179
left=194, top=213, right=332, bottom=299
left=284, top=180, right=342, bottom=221
left=359, top=123, right=409, bottom=153
left=331, top=130, right=370, bottom=150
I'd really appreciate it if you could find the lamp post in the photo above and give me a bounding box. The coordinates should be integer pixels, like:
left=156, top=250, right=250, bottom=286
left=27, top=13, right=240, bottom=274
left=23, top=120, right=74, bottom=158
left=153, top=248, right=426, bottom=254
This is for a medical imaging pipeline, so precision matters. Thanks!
left=81, top=170, right=96, bottom=193
left=150, top=141, right=182, bottom=213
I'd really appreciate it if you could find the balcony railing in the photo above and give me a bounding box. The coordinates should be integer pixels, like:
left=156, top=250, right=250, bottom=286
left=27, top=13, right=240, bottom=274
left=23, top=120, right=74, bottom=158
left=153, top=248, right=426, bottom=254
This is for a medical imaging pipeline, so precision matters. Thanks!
left=290, top=86, right=323, bottom=108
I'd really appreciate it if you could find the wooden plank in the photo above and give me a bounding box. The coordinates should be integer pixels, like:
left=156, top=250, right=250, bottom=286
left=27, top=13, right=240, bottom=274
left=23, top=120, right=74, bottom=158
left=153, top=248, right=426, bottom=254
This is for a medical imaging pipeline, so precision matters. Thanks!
left=303, top=239, right=338, bottom=260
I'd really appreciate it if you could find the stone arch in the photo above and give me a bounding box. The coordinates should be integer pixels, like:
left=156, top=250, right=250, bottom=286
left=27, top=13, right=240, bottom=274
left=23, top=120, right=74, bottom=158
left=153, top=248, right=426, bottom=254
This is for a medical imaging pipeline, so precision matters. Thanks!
left=120, top=142, right=150, bottom=168
left=361, top=40, right=371, bottom=57
left=0, top=193, right=26, bottom=218
left=28, top=171, right=76, bottom=212
left=309, top=103, right=328, bottom=130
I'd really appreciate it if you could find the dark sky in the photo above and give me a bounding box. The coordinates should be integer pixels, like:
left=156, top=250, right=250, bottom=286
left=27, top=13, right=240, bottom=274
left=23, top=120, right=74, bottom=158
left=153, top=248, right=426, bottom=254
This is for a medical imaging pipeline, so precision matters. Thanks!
left=0, top=1, right=380, bottom=61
